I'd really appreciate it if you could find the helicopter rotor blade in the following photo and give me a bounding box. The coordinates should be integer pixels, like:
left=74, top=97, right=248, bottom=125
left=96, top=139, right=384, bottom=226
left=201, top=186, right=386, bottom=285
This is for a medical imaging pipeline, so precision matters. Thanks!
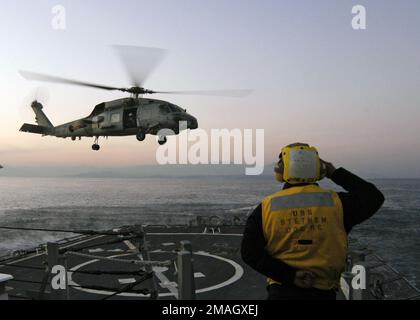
left=112, top=45, right=167, bottom=87
left=20, top=48, right=250, bottom=98
left=19, top=70, right=123, bottom=92
left=150, top=89, right=252, bottom=97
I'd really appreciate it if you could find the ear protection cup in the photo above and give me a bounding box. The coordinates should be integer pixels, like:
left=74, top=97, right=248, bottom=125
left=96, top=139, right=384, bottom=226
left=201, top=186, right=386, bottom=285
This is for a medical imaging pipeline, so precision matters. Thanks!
left=319, top=160, right=327, bottom=180
left=274, top=143, right=325, bottom=184
left=274, top=158, right=283, bottom=174
left=274, top=158, right=285, bottom=182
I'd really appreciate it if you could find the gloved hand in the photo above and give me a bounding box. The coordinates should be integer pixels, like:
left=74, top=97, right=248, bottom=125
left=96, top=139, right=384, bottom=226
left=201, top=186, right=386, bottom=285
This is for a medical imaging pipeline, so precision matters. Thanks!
left=320, top=159, right=336, bottom=179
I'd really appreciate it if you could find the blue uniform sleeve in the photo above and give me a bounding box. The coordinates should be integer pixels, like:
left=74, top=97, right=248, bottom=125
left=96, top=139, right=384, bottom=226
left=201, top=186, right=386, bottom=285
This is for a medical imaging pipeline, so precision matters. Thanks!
left=332, top=168, right=385, bottom=233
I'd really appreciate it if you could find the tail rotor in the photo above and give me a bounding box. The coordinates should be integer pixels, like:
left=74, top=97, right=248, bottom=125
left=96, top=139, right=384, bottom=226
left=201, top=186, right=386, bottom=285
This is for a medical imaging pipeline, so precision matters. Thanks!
left=19, top=87, right=50, bottom=122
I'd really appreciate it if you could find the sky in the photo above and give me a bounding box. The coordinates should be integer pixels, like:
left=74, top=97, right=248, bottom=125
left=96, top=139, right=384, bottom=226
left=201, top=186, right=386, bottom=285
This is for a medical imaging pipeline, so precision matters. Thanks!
left=0, top=0, right=419, bottom=178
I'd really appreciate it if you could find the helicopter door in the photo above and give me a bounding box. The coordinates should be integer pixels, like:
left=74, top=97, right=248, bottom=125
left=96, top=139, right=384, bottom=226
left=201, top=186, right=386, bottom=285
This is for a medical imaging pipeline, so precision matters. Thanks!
left=138, top=105, right=152, bottom=128
left=123, top=108, right=138, bottom=129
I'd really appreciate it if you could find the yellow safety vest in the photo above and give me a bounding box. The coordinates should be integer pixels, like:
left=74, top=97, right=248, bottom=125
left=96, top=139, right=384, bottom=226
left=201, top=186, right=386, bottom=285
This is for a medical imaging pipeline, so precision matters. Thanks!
left=261, top=184, right=348, bottom=290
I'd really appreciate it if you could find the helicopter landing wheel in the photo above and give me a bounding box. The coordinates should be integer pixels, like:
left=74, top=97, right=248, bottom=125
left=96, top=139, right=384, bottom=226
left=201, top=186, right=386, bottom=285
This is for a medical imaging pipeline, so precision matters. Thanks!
left=136, top=131, right=146, bottom=141
left=158, top=136, right=167, bottom=145
left=92, top=136, right=100, bottom=151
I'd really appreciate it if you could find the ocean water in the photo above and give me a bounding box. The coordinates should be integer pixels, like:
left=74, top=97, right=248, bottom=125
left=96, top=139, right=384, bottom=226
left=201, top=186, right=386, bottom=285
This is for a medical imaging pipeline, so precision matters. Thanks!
left=0, top=176, right=419, bottom=287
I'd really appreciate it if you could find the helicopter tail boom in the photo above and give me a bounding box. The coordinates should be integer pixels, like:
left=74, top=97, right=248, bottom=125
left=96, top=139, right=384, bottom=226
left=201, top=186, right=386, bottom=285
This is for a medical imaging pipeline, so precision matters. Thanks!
left=31, top=101, right=53, bottom=128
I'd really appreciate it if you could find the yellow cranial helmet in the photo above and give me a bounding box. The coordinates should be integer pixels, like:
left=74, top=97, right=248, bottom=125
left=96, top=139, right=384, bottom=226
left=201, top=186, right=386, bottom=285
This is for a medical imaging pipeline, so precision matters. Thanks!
left=274, top=143, right=325, bottom=184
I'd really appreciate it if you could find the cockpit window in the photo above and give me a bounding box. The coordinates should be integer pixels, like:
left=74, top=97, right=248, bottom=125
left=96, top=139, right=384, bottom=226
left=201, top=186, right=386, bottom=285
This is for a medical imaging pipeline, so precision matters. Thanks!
left=88, top=103, right=106, bottom=117
left=167, top=105, right=177, bottom=112
left=169, top=104, right=183, bottom=112
left=159, top=104, right=171, bottom=114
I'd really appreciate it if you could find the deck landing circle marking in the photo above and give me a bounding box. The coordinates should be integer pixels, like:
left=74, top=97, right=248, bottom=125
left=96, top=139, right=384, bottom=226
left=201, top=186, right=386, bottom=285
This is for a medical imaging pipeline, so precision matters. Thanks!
left=69, top=251, right=243, bottom=298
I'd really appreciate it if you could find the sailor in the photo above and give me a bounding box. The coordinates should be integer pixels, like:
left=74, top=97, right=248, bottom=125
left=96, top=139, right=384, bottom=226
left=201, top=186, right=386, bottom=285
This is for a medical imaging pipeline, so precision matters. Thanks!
left=241, top=143, right=385, bottom=300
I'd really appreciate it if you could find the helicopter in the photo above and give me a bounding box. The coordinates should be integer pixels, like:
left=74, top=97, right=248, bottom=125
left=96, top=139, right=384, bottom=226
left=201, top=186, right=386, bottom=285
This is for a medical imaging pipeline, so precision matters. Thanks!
left=19, top=46, right=250, bottom=151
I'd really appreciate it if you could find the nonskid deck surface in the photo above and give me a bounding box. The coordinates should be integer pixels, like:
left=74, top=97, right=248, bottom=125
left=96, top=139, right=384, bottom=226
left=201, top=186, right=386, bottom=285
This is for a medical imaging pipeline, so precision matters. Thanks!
left=0, top=225, right=266, bottom=300
left=1, top=225, right=418, bottom=300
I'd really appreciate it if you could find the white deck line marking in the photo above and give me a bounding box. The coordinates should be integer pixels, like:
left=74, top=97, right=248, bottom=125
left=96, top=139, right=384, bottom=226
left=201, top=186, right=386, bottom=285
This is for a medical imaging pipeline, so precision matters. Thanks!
left=194, top=272, right=205, bottom=278
left=162, top=242, right=175, bottom=246
left=118, top=278, right=136, bottom=284
left=153, top=267, right=178, bottom=298
left=123, top=240, right=177, bottom=297
left=193, top=251, right=243, bottom=294
left=69, top=250, right=243, bottom=298
left=158, top=280, right=178, bottom=290
left=123, top=240, right=136, bottom=250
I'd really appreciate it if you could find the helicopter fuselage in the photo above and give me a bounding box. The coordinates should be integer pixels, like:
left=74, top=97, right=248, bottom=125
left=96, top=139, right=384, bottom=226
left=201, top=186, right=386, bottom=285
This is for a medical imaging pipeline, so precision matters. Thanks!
left=19, top=46, right=246, bottom=151
left=56, top=97, right=197, bottom=138
left=20, top=97, right=198, bottom=150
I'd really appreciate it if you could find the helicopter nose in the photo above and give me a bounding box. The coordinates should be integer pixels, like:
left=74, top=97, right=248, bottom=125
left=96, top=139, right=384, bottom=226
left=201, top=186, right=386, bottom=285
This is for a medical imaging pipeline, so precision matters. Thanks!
left=188, top=116, right=198, bottom=129
left=173, top=113, right=198, bottom=129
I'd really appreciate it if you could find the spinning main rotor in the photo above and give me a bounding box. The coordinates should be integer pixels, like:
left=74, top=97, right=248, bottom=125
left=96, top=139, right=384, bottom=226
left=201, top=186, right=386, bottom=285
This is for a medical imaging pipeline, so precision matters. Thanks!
left=20, top=45, right=251, bottom=99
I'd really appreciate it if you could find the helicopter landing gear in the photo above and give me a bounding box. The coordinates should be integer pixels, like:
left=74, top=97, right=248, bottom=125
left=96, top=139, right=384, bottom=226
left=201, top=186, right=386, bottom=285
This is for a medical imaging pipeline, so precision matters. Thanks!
left=92, top=136, right=100, bottom=151
left=136, top=130, right=146, bottom=141
left=158, top=136, right=167, bottom=145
